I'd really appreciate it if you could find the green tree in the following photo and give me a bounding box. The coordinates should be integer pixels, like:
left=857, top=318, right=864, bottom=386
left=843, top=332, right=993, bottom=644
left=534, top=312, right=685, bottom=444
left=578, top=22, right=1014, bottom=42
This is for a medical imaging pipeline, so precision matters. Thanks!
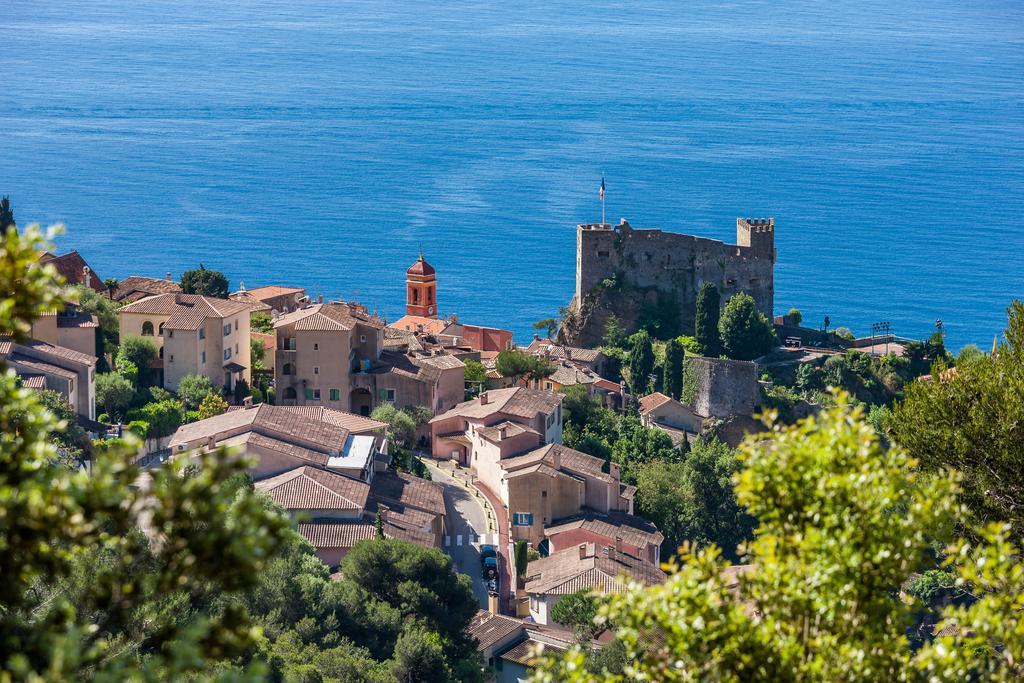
left=890, top=301, right=1024, bottom=539
left=787, top=307, right=803, bottom=325
left=32, top=389, right=86, bottom=465
left=694, top=282, right=721, bottom=357
left=463, top=358, right=487, bottom=389
left=251, top=337, right=267, bottom=371
left=140, top=398, right=185, bottom=437
left=718, top=292, right=777, bottom=361
left=610, top=414, right=678, bottom=482
left=0, top=224, right=291, bottom=680
left=675, top=335, right=701, bottom=355
left=549, top=589, right=601, bottom=638
left=73, top=284, right=119, bottom=365
left=634, top=438, right=754, bottom=562
left=0, top=195, right=14, bottom=233
left=250, top=310, right=274, bottom=333
left=602, top=314, right=627, bottom=350
left=177, top=373, right=217, bottom=409
left=390, top=628, right=451, bottom=682
left=117, top=335, right=157, bottom=386
left=514, top=540, right=528, bottom=578
left=663, top=337, right=684, bottom=399
left=372, top=403, right=417, bottom=452
left=626, top=330, right=655, bottom=396
left=533, top=395, right=1024, bottom=682
left=496, top=349, right=555, bottom=386
left=533, top=317, right=559, bottom=340
left=197, top=391, right=229, bottom=420
left=95, top=371, right=134, bottom=418
left=180, top=264, right=229, bottom=298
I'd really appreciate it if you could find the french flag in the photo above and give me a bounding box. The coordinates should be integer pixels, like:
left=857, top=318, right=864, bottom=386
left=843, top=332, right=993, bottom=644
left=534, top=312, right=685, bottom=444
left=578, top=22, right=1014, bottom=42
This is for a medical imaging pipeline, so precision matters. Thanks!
left=600, top=176, right=605, bottom=201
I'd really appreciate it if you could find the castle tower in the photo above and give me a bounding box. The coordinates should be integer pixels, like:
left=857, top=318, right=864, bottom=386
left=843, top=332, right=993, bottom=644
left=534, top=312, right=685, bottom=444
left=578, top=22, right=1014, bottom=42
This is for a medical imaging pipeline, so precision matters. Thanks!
left=406, top=250, right=437, bottom=318
left=735, top=217, right=777, bottom=262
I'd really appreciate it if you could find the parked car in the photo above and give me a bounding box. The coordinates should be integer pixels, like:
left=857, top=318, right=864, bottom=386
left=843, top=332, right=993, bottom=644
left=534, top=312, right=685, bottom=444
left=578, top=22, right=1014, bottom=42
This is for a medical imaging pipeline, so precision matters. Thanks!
left=480, top=544, right=499, bottom=581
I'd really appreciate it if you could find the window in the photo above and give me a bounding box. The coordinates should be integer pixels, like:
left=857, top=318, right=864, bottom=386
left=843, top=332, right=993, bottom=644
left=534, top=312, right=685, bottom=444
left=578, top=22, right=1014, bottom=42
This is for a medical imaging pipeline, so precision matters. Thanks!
left=159, top=347, right=163, bottom=359
left=224, top=348, right=231, bottom=360
left=305, top=388, right=321, bottom=401
left=234, top=343, right=238, bottom=354
left=234, top=319, right=238, bottom=331
left=169, top=355, right=174, bottom=363
left=201, top=351, right=206, bottom=364
left=284, top=387, right=297, bottom=399
left=329, top=388, right=340, bottom=401
left=513, top=513, right=533, bottom=527
left=69, top=380, right=73, bottom=392
left=141, top=321, right=154, bottom=336
left=223, top=324, right=231, bottom=337
left=199, top=327, right=205, bottom=340
left=597, top=250, right=610, bottom=258
left=385, top=388, right=395, bottom=402
left=360, top=334, right=367, bottom=343
left=313, top=366, right=320, bottom=375
left=158, top=323, right=164, bottom=335
left=168, top=329, right=173, bottom=338
left=545, top=381, right=553, bottom=390
left=282, top=363, right=293, bottom=375
left=287, top=337, right=296, bottom=351
left=313, top=343, right=319, bottom=351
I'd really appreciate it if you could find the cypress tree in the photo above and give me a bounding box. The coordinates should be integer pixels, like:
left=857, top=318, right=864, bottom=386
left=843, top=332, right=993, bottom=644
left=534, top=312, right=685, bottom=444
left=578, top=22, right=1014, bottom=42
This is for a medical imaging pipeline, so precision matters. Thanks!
left=663, top=338, right=684, bottom=399
left=0, top=196, right=15, bottom=233
left=695, top=282, right=721, bottom=357
left=627, top=330, right=655, bottom=396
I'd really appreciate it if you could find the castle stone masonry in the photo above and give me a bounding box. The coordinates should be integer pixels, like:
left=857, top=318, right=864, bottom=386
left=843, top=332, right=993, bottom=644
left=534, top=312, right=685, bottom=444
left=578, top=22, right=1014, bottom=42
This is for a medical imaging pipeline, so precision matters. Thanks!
left=562, top=217, right=776, bottom=347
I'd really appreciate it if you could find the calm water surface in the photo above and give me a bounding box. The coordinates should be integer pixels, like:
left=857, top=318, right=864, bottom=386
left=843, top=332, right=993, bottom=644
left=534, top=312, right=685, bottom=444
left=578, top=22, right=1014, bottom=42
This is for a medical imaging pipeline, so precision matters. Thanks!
left=3, top=0, right=1023, bottom=350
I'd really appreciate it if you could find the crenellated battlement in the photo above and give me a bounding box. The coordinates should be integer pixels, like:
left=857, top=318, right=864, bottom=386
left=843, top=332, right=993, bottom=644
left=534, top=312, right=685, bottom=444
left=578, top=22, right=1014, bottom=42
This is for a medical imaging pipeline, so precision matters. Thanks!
left=564, top=215, right=777, bottom=346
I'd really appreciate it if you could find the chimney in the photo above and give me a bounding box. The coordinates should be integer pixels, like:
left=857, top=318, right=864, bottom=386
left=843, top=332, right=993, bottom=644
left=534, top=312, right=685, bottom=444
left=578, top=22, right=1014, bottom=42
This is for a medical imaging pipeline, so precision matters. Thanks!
left=498, top=426, right=507, bottom=440
left=533, top=334, right=540, bottom=342
left=480, top=392, right=489, bottom=405
left=166, top=272, right=172, bottom=280
left=206, top=435, right=216, bottom=450
left=551, top=446, right=561, bottom=471
left=317, top=293, right=324, bottom=304
left=578, top=543, right=588, bottom=560
left=82, top=266, right=92, bottom=288
left=175, top=292, right=183, bottom=304
left=242, top=396, right=254, bottom=408
left=614, top=536, right=623, bottom=557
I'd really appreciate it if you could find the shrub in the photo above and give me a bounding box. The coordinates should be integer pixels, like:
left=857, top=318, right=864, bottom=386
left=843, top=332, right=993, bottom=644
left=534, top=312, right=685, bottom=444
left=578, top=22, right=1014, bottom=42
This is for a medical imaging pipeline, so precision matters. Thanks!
left=197, top=393, right=229, bottom=420
left=96, top=372, right=134, bottom=417
left=177, top=374, right=216, bottom=409
left=787, top=308, right=803, bottom=325
left=718, top=293, right=777, bottom=360
left=126, top=420, right=149, bottom=439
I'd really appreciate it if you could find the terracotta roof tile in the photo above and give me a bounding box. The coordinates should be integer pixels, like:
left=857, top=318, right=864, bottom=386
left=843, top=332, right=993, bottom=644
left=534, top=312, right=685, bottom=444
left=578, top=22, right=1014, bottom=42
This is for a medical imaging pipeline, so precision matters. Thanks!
left=546, top=510, right=664, bottom=550
left=38, top=251, right=105, bottom=292
left=56, top=312, right=99, bottom=329
left=256, top=465, right=370, bottom=511
left=500, top=638, right=565, bottom=666
left=638, top=392, right=674, bottom=415
left=524, top=544, right=665, bottom=596
left=114, top=276, right=181, bottom=301
left=468, top=611, right=525, bottom=651
left=430, top=387, right=561, bottom=423
left=119, top=293, right=250, bottom=321
left=19, top=338, right=96, bottom=366
left=370, top=471, right=445, bottom=516
left=8, top=353, right=78, bottom=380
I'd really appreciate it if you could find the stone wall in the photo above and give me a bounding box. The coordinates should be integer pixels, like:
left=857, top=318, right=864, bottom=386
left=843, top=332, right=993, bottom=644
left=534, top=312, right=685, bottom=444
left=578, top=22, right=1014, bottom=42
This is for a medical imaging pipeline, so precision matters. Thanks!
left=685, top=356, right=760, bottom=420
left=562, top=217, right=775, bottom=347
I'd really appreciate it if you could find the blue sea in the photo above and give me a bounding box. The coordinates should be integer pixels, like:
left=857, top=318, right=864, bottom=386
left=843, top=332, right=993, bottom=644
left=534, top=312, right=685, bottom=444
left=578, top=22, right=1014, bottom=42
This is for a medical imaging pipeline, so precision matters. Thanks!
left=3, top=0, right=1023, bottom=351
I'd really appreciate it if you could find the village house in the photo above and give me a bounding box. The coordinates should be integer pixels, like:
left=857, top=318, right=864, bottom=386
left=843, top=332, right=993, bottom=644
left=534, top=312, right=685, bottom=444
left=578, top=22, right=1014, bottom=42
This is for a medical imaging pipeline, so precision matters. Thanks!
left=29, top=304, right=100, bottom=358
left=638, top=391, right=704, bottom=447
left=112, top=275, right=181, bottom=304
left=164, top=403, right=445, bottom=567
left=523, top=542, right=666, bottom=626
left=428, top=387, right=563, bottom=465
left=38, top=250, right=105, bottom=294
left=167, top=403, right=387, bottom=481
left=0, top=337, right=97, bottom=420
left=468, top=610, right=582, bottom=682
left=543, top=509, right=663, bottom=565
left=118, top=292, right=252, bottom=392
left=229, top=284, right=306, bottom=314
left=487, top=443, right=637, bottom=546
left=525, top=336, right=608, bottom=376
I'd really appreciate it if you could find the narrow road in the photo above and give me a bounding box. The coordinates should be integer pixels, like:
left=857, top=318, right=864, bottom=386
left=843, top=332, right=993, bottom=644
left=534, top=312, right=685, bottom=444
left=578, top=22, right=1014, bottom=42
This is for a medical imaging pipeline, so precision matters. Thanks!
left=423, top=460, right=498, bottom=610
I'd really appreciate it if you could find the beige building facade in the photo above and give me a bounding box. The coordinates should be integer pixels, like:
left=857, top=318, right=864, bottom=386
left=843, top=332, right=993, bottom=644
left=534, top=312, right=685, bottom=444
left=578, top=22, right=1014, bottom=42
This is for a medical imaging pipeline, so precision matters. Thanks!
left=118, top=293, right=252, bottom=392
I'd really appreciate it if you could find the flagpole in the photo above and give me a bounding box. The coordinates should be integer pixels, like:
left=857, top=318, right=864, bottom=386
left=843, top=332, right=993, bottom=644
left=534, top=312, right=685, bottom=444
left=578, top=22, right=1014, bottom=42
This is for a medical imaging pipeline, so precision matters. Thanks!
left=600, top=174, right=606, bottom=225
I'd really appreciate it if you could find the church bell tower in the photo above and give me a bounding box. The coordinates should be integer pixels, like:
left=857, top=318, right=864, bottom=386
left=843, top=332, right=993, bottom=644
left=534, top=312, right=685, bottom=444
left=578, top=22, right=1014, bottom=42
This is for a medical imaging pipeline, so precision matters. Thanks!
left=406, top=250, right=437, bottom=318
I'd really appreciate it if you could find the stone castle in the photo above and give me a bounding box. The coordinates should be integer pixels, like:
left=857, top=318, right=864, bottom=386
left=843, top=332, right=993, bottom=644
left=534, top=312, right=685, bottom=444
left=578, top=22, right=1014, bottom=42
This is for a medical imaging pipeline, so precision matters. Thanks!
left=559, top=217, right=776, bottom=347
